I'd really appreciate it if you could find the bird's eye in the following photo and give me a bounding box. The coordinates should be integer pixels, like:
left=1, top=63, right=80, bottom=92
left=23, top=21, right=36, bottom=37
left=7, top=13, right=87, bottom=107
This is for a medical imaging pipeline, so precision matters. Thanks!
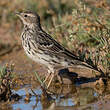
left=24, top=14, right=27, bottom=17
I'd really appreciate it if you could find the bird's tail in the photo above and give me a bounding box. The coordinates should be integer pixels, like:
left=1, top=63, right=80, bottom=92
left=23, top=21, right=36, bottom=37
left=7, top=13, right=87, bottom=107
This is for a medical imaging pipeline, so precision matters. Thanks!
left=71, top=60, right=103, bottom=74
left=80, top=62, right=98, bottom=71
left=76, top=61, right=104, bottom=76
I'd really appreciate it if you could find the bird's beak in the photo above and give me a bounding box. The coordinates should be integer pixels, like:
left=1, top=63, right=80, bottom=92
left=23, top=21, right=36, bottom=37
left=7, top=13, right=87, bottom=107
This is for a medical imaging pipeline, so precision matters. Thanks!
left=15, top=11, right=21, bottom=17
left=15, top=11, right=26, bottom=25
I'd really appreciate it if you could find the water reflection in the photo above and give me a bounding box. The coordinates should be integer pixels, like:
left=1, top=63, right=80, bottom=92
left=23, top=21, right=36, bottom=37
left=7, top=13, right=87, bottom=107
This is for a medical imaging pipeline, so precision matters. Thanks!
left=11, top=85, right=99, bottom=110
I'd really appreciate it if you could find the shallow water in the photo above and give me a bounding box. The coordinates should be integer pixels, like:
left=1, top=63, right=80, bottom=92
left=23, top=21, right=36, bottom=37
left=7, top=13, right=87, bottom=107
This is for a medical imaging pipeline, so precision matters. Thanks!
left=2, top=84, right=107, bottom=110
left=12, top=88, right=42, bottom=110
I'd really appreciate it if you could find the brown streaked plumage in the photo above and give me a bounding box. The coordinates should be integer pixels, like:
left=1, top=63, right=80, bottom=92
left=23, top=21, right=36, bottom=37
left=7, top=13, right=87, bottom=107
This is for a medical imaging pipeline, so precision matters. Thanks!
left=16, top=11, right=99, bottom=88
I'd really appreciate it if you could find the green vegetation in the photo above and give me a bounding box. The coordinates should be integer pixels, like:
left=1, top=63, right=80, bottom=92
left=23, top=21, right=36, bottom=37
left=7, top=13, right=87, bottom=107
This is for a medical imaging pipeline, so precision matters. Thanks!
left=0, top=64, right=14, bottom=84
left=67, top=1, right=110, bottom=75
left=0, top=64, right=15, bottom=101
left=0, top=0, right=110, bottom=76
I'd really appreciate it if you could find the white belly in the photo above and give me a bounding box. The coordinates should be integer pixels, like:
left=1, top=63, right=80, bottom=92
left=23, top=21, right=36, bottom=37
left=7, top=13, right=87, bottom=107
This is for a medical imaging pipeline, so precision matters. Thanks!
left=24, top=47, right=53, bottom=67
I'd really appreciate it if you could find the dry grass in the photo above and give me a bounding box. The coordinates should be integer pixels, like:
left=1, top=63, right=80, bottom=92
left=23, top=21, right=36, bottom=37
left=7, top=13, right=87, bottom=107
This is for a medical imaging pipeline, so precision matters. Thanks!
left=0, top=0, right=110, bottom=76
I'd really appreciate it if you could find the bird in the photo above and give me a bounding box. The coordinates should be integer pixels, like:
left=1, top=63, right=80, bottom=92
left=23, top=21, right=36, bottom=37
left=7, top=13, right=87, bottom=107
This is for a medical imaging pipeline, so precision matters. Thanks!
left=16, top=11, right=100, bottom=88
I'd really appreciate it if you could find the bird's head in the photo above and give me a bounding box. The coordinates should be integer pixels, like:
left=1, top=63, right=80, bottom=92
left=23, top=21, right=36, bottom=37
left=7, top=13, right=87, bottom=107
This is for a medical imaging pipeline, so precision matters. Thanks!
left=16, top=11, right=41, bottom=27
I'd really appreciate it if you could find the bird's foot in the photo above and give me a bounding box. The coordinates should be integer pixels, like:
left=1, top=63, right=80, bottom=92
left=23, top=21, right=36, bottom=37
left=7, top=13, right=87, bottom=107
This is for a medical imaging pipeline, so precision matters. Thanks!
left=43, top=70, right=62, bottom=89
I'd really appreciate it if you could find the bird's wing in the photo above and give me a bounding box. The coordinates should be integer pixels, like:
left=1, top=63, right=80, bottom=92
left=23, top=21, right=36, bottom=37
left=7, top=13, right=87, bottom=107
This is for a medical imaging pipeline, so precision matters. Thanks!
left=34, top=31, right=98, bottom=71
left=34, top=31, right=80, bottom=61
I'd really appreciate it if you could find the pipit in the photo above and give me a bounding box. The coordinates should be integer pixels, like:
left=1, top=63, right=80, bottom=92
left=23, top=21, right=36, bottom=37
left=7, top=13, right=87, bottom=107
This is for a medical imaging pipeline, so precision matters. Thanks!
left=16, top=11, right=99, bottom=88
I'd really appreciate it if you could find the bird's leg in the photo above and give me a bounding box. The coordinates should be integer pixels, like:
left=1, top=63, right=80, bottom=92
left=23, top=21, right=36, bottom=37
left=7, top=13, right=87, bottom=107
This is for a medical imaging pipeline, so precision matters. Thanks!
left=47, top=73, right=54, bottom=88
left=43, top=69, right=52, bottom=83
left=46, top=67, right=55, bottom=88
left=43, top=72, right=51, bottom=83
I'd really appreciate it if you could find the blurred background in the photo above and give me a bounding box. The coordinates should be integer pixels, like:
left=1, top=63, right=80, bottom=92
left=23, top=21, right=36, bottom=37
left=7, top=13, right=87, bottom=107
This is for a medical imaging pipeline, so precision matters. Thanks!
left=0, top=0, right=74, bottom=49
left=0, top=0, right=110, bottom=73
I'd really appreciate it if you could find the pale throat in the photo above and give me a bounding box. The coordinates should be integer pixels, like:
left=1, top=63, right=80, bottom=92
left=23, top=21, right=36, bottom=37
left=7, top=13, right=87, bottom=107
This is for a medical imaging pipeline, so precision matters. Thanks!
left=24, top=23, right=35, bottom=28
left=24, top=22, right=41, bottom=31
